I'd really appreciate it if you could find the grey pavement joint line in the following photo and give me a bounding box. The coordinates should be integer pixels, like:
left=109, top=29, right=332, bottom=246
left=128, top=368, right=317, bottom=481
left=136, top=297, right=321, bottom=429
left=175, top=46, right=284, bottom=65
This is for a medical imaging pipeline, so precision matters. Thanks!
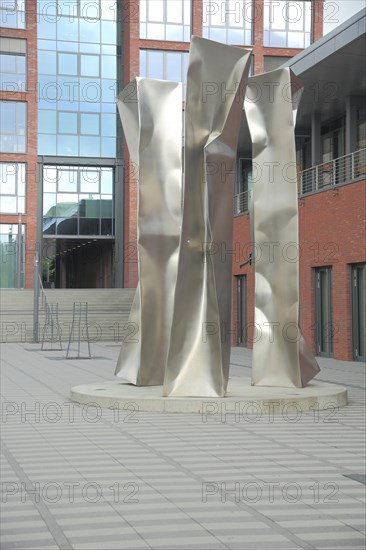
left=1, top=441, right=72, bottom=550
left=95, top=418, right=315, bottom=550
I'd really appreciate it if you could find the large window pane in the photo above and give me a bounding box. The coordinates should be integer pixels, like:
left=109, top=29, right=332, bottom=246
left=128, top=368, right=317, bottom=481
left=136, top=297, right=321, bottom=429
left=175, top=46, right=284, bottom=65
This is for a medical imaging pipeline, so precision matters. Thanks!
left=141, top=0, right=191, bottom=41
left=39, top=50, right=57, bottom=75
left=80, top=54, right=100, bottom=77
left=39, top=110, right=57, bottom=134
left=203, top=0, right=253, bottom=45
left=263, top=0, right=312, bottom=48
left=58, top=53, right=78, bottom=75
left=43, top=165, right=114, bottom=237
left=0, top=162, right=26, bottom=214
left=58, top=111, right=77, bottom=134
left=0, top=0, right=26, bottom=29
left=0, top=224, right=25, bottom=288
left=0, top=101, right=26, bottom=153
left=140, top=50, right=188, bottom=99
left=81, top=113, right=100, bottom=135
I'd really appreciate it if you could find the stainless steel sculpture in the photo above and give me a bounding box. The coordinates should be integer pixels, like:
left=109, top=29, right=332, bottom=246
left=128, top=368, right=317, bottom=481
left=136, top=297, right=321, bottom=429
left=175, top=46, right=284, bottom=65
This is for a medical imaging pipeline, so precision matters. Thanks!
left=163, top=37, right=252, bottom=397
left=115, top=78, right=182, bottom=385
left=244, top=68, right=320, bottom=387
left=116, top=43, right=318, bottom=396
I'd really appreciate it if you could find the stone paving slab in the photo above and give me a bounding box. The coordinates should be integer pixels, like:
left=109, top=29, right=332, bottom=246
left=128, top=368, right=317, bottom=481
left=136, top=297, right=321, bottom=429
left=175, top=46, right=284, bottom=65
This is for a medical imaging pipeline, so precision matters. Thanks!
left=0, top=342, right=365, bottom=550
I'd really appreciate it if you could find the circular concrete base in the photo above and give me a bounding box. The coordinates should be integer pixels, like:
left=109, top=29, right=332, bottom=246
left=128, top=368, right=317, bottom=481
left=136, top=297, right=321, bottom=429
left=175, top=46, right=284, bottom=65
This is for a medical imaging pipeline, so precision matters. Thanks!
left=70, top=377, right=347, bottom=414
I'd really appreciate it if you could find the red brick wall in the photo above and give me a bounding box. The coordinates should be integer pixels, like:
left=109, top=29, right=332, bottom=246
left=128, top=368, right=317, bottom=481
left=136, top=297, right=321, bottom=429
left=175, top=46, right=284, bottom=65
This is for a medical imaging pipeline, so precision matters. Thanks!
left=0, top=0, right=38, bottom=289
left=121, top=0, right=323, bottom=287
left=232, top=180, right=366, bottom=360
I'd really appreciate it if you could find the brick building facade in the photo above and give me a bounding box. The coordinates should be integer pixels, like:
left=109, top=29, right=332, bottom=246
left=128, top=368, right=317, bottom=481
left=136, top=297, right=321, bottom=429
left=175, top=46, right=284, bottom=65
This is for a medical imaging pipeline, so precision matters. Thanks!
left=1, top=1, right=365, bottom=361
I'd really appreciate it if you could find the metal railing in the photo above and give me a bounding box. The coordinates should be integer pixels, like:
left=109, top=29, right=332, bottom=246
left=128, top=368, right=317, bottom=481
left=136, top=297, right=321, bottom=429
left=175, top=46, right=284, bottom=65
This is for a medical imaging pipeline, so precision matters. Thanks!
left=233, top=148, right=366, bottom=215
left=39, top=274, right=48, bottom=314
left=299, top=148, right=366, bottom=195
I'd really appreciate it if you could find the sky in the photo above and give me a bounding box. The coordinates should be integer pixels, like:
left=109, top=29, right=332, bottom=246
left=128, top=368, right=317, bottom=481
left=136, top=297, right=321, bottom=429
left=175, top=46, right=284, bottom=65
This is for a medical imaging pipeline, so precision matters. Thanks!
left=323, top=0, right=366, bottom=34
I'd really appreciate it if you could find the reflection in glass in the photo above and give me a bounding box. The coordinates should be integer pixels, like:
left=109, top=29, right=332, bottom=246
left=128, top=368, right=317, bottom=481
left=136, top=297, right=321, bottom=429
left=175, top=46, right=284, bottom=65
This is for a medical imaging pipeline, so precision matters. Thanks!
left=81, top=55, right=100, bottom=77
left=0, top=224, right=25, bottom=288
left=57, top=134, right=78, bottom=155
left=80, top=113, right=100, bottom=135
left=39, top=110, right=57, bottom=134
left=141, top=0, right=191, bottom=41
left=58, top=112, right=77, bottom=134
left=80, top=170, right=99, bottom=193
left=58, top=169, right=78, bottom=192
left=58, top=53, right=78, bottom=75
left=203, top=0, right=253, bottom=45
left=42, top=166, right=114, bottom=237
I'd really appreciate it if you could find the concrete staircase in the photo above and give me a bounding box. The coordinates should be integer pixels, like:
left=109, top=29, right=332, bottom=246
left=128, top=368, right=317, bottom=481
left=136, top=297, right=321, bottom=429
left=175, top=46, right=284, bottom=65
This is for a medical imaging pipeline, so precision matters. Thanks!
left=0, top=289, right=135, bottom=343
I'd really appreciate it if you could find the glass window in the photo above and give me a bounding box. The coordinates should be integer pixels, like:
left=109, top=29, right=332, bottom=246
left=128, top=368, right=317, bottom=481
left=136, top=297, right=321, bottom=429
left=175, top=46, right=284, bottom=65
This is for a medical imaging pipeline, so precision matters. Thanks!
left=58, top=53, right=78, bottom=75
left=39, top=50, right=57, bottom=75
left=57, top=134, right=78, bottom=155
left=0, top=101, right=26, bottom=153
left=0, top=53, right=26, bottom=92
left=39, top=110, right=57, bottom=134
left=43, top=165, right=114, bottom=237
left=58, top=16, right=78, bottom=41
left=80, top=54, right=100, bottom=77
left=80, top=18, right=100, bottom=43
left=0, top=223, right=25, bottom=288
left=58, top=111, right=77, bottom=134
left=43, top=166, right=57, bottom=192
left=37, top=2, right=117, bottom=157
left=0, top=0, right=25, bottom=29
left=140, top=50, right=188, bottom=99
left=0, top=163, right=26, bottom=214
left=58, top=169, right=78, bottom=193
left=101, top=55, right=116, bottom=79
left=81, top=113, right=100, bottom=135
left=140, top=0, right=191, bottom=41
left=101, top=114, right=116, bottom=137
left=264, top=0, right=312, bottom=48
left=79, top=136, right=100, bottom=156
left=39, top=134, right=57, bottom=155
left=203, top=0, right=253, bottom=45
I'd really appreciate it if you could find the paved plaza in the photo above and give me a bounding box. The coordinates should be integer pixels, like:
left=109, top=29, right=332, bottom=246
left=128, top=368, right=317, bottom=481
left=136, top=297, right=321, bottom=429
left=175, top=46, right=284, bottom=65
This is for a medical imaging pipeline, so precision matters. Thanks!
left=1, top=342, right=365, bottom=550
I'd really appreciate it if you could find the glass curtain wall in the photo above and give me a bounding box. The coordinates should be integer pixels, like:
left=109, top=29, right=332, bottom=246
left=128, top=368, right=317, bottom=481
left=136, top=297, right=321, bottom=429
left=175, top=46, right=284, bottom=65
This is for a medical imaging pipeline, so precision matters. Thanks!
left=37, top=0, right=118, bottom=157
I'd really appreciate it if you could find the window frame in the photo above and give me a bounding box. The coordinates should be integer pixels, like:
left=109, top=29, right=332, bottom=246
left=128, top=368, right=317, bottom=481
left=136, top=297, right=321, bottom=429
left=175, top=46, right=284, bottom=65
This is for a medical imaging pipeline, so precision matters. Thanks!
left=0, top=0, right=26, bottom=30
left=202, top=0, right=253, bottom=45
left=43, top=165, right=115, bottom=237
left=0, top=162, right=26, bottom=214
left=263, top=0, right=313, bottom=49
left=139, top=49, right=189, bottom=99
left=0, top=100, right=27, bottom=153
left=0, top=51, right=27, bottom=92
left=140, top=0, right=191, bottom=42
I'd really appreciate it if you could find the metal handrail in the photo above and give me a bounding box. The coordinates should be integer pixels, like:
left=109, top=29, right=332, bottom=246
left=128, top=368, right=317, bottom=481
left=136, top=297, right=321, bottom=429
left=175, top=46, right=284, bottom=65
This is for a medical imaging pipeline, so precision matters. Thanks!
left=299, top=148, right=366, bottom=195
left=39, top=274, right=48, bottom=314
left=233, top=148, right=366, bottom=214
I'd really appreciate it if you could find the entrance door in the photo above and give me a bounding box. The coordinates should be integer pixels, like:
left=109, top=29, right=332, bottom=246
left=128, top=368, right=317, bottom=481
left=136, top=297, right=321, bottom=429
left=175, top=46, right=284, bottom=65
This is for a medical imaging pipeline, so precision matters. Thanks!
left=315, top=267, right=333, bottom=357
left=352, top=264, right=366, bottom=361
left=236, top=275, right=247, bottom=347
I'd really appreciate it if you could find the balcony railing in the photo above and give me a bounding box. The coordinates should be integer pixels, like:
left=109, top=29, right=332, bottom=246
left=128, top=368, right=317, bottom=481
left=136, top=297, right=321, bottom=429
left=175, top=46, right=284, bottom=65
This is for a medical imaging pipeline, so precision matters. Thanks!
left=233, top=148, right=366, bottom=215
left=299, top=148, right=366, bottom=195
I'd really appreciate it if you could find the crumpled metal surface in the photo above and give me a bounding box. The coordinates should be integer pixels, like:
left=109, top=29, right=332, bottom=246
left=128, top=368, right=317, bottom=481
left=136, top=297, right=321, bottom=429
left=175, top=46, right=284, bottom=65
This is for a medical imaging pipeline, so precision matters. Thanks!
left=163, top=37, right=252, bottom=397
left=244, top=68, right=320, bottom=387
left=114, top=78, right=182, bottom=385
